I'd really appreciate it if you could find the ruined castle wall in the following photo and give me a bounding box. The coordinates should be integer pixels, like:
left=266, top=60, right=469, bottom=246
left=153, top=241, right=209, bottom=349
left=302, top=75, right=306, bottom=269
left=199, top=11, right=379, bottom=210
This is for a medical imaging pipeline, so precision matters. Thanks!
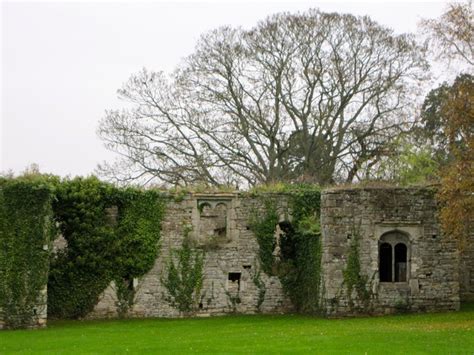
left=87, top=194, right=291, bottom=319
left=87, top=187, right=464, bottom=319
left=320, top=187, right=460, bottom=316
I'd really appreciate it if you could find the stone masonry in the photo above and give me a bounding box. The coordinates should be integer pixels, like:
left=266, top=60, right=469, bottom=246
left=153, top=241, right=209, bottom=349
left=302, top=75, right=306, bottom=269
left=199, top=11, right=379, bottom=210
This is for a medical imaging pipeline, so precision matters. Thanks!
left=3, top=186, right=468, bottom=329
left=87, top=193, right=292, bottom=318
left=320, top=187, right=460, bottom=316
left=89, top=187, right=467, bottom=319
left=0, top=187, right=474, bottom=329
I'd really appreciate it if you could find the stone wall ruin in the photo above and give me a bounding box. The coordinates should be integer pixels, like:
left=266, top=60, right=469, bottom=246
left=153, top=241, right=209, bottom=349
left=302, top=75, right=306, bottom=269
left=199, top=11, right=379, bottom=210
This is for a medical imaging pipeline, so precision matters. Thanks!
left=87, top=193, right=292, bottom=319
left=2, top=185, right=473, bottom=329
left=88, top=187, right=470, bottom=319
left=320, top=187, right=461, bottom=316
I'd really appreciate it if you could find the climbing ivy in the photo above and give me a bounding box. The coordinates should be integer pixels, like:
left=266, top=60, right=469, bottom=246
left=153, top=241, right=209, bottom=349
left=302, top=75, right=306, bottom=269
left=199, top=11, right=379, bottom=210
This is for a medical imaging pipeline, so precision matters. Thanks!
left=115, top=279, right=135, bottom=318
left=285, top=185, right=322, bottom=314
left=280, top=217, right=322, bottom=314
left=343, top=224, right=371, bottom=311
left=162, top=226, right=205, bottom=314
left=249, top=199, right=279, bottom=275
left=0, top=177, right=54, bottom=329
left=48, top=177, right=116, bottom=319
left=113, top=189, right=165, bottom=316
left=249, top=184, right=322, bottom=314
left=1, top=176, right=324, bottom=321
left=0, top=175, right=165, bottom=321
left=251, top=263, right=266, bottom=312
left=48, top=177, right=165, bottom=319
left=225, top=290, right=242, bottom=313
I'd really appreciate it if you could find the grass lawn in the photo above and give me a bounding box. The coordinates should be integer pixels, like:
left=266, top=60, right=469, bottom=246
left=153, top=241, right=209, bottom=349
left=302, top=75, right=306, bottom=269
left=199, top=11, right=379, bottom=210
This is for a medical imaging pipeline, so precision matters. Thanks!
left=1, top=304, right=473, bottom=354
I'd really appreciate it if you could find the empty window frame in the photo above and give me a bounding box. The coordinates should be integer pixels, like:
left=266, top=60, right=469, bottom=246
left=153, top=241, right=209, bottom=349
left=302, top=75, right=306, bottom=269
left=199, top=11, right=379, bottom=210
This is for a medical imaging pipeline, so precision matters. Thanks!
left=379, top=232, right=409, bottom=283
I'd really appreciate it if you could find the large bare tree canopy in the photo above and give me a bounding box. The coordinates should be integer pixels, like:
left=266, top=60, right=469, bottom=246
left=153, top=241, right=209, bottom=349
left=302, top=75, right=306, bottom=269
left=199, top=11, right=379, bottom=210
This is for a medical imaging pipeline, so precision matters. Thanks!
left=98, top=9, right=429, bottom=187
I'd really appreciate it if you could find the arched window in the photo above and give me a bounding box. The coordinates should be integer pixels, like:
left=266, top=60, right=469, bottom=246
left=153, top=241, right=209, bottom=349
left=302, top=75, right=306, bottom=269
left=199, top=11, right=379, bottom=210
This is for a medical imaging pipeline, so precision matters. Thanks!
left=379, top=232, right=409, bottom=283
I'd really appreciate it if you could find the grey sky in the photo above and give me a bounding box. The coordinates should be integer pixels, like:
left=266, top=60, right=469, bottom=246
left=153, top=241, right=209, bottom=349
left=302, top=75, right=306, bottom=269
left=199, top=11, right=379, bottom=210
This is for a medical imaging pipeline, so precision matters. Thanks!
left=1, top=0, right=449, bottom=178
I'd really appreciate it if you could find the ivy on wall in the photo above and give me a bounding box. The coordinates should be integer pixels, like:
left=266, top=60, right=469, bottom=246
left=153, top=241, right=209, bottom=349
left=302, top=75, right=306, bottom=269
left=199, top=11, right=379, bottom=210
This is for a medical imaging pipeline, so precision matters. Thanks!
left=343, top=224, right=371, bottom=311
left=162, top=226, right=205, bottom=314
left=113, top=189, right=165, bottom=315
left=48, top=177, right=165, bottom=319
left=249, top=184, right=322, bottom=314
left=251, top=264, right=266, bottom=312
left=0, top=177, right=54, bottom=329
left=249, top=200, right=279, bottom=275
left=48, top=177, right=116, bottom=319
left=1, top=175, right=325, bottom=323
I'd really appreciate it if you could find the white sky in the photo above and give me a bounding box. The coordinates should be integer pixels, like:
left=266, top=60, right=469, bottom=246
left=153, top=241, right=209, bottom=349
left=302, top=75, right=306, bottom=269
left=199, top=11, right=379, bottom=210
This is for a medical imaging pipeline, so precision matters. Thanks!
left=1, top=0, right=450, bottom=177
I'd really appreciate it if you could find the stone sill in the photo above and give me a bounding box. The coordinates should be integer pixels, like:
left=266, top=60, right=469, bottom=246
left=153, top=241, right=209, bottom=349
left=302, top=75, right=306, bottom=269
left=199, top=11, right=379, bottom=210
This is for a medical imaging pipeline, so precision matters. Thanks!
left=379, top=282, right=410, bottom=290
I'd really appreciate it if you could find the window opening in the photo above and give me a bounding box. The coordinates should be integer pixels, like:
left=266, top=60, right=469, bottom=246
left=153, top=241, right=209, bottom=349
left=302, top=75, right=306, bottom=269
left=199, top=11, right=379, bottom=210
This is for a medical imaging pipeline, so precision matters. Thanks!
left=228, top=272, right=241, bottom=282
left=379, top=232, right=410, bottom=283
left=228, top=272, right=241, bottom=291
left=379, top=243, right=392, bottom=282
left=394, top=243, right=407, bottom=282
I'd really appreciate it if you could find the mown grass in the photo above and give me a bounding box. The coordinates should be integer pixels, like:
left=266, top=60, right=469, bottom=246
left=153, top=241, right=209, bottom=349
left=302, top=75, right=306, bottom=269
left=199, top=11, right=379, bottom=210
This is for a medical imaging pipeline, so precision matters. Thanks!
left=1, top=304, right=474, bottom=354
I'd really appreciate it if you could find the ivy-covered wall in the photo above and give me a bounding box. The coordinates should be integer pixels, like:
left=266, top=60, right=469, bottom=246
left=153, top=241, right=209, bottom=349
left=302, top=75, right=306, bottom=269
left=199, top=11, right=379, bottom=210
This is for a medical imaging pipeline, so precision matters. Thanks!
left=249, top=185, right=322, bottom=314
left=0, top=179, right=465, bottom=327
left=0, top=176, right=166, bottom=328
left=89, top=185, right=321, bottom=319
left=87, top=192, right=291, bottom=318
left=48, top=177, right=165, bottom=319
left=0, top=178, right=54, bottom=329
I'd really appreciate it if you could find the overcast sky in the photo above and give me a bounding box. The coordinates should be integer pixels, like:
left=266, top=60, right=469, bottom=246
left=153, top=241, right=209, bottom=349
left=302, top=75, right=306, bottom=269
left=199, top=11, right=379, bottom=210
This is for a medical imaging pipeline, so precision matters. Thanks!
left=1, top=0, right=449, bottom=178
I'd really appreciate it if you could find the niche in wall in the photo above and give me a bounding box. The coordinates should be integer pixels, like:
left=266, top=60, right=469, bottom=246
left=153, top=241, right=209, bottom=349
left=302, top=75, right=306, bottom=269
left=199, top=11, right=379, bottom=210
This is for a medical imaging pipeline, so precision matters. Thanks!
left=196, top=199, right=231, bottom=246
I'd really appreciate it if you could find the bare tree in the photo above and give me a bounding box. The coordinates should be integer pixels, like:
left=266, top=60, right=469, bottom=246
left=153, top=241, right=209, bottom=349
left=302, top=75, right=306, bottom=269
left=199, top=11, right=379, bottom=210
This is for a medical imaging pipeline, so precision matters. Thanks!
left=98, top=9, right=428, bottom=187
left=420, top=0, right=473, bottom=68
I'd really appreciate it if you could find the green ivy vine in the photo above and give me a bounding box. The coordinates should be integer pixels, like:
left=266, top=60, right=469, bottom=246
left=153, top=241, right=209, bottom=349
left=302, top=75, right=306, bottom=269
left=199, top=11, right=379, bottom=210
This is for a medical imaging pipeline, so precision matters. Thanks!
left=251, top=263, right=266, bottom=312
left=343, top=223, right=371, bottom=311
left=162, top=225, right=205, bottom=314
left=48, top=177, right=165, bottom=319
left=249, top=184, right=322, bottom=314
left=249, top=199, right=279, bottom=275
left=0, top=177, right=55, bottom=329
